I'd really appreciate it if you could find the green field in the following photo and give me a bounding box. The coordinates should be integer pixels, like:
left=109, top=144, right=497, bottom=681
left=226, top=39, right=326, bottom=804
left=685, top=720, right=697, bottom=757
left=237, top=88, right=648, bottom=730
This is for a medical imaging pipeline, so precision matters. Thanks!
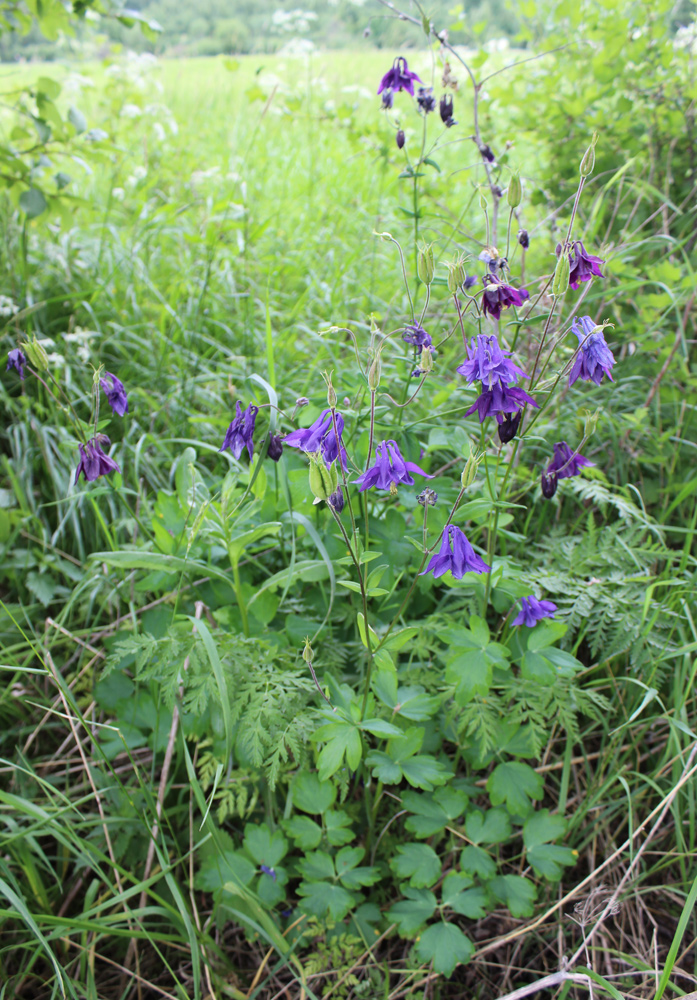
left=2, top=3, right=697, bottom=997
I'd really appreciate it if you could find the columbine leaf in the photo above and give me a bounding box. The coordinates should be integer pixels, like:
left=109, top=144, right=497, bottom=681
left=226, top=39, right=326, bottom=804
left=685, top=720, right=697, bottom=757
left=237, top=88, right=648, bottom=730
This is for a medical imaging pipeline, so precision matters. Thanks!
left=490, top=874, right=537, bottom=918
left=446, top=650, right=493, bottom=705
left=487, top=762, right=544, bottom=817
left=196, top=851, right=256, bottom=892
left=282, top=815, right=322, bottom=850
left=523, top=809, right=567, bottom=849
left=325, top=809, right=354, bottom=846
left=527, top=844, right=577, bottom=880
left=442, top=874, right=490, bottom=918
left=297, top=881, right=356, bottom=921
left=415, top=923, right=474, bottom=976
left=465, top=808, right=512, bottom=845
left=388, top=887, right=437, bottom=935
left=365, top=750, right=402, bottom=784
left=297, top=851, right=334, bottom=881
left=243, top=823, right=287, bottom=867
left=291, top=772, right=336, bottom=814
left=400, top=755, right=451, bottom=791
left=460, top=845, right=497, bottom=880
left=390, top=843, right=441, bottom=888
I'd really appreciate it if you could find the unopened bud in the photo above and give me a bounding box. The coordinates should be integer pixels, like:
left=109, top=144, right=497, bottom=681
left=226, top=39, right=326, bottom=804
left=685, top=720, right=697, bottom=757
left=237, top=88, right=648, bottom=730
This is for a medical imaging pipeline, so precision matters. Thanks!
left=302, top=636, right=314, bottom=664
left=584, top=409, right=599, bottom=438
left=552, top=248, right=570, bottom=297
left=396, top=129, right=405, bottom=149
left=21, top=336, right=48, bottom=371
left=327, top=485, right=344, bottom=513
left=461, top=453, right=479, bottom=490
left=417, top=242, right=435, bottom=284
left=309, top=452, right=338, bottom=504
left=507, top=172, right=522, bottom=208
left=368, top=354, right=381, bottom=391
left=541, top=473, right=558, bottom=499
left=479, top=192, right=488, bottom=212
left=518, top=229, right=529, bottom=249
left=322, top=370, right=337, bottom=409
left=580, top=132, right=598, bottom=178
left=497, top=412, right=521, bottom=444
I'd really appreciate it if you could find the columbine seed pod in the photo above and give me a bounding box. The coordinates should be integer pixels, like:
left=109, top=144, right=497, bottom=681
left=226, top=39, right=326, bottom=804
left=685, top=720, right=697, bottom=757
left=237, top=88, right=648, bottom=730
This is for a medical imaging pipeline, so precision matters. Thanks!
left=420, top=346, right=434, bottom=374
left=417, top=242, right=435, bottom=285
left=396, top=129, right=405, bottom=149
left=446, top=253, right=468, bottom=293
left=309, top=452, right=338, bottom=503
left=580, top=132, right=598, bottom=178
left=302, top=636, right=314, bottom=664
left=507, top=172, right=522, bottom=208
left=367, top=353, right=381, bottom=391
left=461, top=452, right=479, bottom=489
left=552, top=248, right=570, bottom=297
left=21, top=336, right=48, bottom=372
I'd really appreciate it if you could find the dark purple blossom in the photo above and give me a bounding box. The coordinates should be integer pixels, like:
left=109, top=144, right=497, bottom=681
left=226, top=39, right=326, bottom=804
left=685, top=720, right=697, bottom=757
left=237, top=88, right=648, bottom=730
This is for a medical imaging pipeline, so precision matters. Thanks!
left=377, top=56, right=422, bottom=97
left=402, top=323, right=432, bottom=354
left=327, top=485, right=344, bottom=513
left=260, top=865, right=276, bottom=881
left=465, top=383, right=539, bottom=424
left=481, top=274, right=529, bottom=320
left=417, top=488, right=438, bottom=506
left=478, top=248, right=507, bottom=274
left=569, top=316, right=615, bottom=386
left=417, top=86, right=436, bottom=113
left=100, top=371, right=129, bottom=417
left=396, top=129, right=405, bottom=149
left=546, top=441, right=593, bottom=480
left=518, top=229, right=530, bottom=249
left=541, top=473, right=558, bottom=499
left=267, top=434, right=284, bottom=462
left=354, top=439, right=432, bottom=493
left=439, top=94, right=456, bottom=126
left=6, top=348, right=27, bottom=380
left=479, top=143, right=496, bottom=163
left=283, top=408, right=348, bottom=470
left=420, top=524, right=490, bottom=579
left=513, top=595, right=558, bottom=627
left=74, top=436, right=120, bottom=484
left=381, top=88, right=394, bottom=109
left=566, top=240, right=604, bottom=289
left=457, top=333, right=528, bottom=389
left=220, top=401, right=258, bottom=461
left=497, top=411, right=521, bottom=443
left=463, top=275, right=478, bottom=290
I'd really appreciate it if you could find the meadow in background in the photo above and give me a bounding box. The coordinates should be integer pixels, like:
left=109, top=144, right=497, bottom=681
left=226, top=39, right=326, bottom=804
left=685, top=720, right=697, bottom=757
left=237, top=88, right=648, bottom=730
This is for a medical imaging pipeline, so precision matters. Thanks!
left=1, top=0, right=697, bottom=997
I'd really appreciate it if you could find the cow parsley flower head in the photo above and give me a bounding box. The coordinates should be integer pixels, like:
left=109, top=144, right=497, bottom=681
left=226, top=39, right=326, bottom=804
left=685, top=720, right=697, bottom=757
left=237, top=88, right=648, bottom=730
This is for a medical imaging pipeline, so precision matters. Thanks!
left=420, top=524, right=490, bottom=579
left=100, top=371, right=129, bottom=416
left=457, top=333, right=528, bottom=389
left=283, top=408, right=348, bottom=470
left=377, top=56, right=422, bottom=97
left=354, top=439, right=432, bottom=493
left=75, top=436, right=120, bottom=484
left=220, top=401, right=258, bottom=461
left=513, top=595, right=558, bottom=627
left=569, top=317, right=616, bottom=386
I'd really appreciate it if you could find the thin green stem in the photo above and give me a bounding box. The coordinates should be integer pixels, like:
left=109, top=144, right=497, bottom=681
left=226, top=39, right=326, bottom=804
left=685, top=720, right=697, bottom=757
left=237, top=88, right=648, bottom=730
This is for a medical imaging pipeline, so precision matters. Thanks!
left=231, top=557, right=250, bottom=638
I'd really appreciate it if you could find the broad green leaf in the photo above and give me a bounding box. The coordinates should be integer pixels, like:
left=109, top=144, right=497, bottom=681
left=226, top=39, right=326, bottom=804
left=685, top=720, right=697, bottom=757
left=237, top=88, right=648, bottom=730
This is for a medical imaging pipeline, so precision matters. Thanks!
left=523, top=809, right=567, bottom=849
left=364, top=750, right=402, bottom=784
left=487, top=762, right=544, bottom=817
left=382, top=627, right=419, bottom=651
left=197, top=851, right=256, bottom=892
left=291, top=771, right=336, bottom=814
left=298, top=881, right=356, bottom=921
left=440, top=872, right=474, bottom=906
left=521, top=650, right=556, bottom=684
left=243, top=823, right=287, bottom=867
left=460, top=845, right=496, bottom=880
left=490, top=874, right=537, bottom=918
left=400, top=755, right=451, bottom=790
left=390, top=843, right=441, bottom=888
left=415, top=923, right=474, bottom=976
left=388, top=888, right=437, bottom=935
left=446, top=651, right=493, bottom=705
left=298, top=851, right=334, bottom=881
left=336, top=847, right=380, bottom=889
left=527, top=844, right=577, bottom=880
left=283, top=815, right=322, bottom=850
left=325, top=809, right=353, bottom=846
left=361, top=718, right=403, bottom=738
left=19, top=187, right=47, bottom=219
left=465, top=808, right=511, bottom=845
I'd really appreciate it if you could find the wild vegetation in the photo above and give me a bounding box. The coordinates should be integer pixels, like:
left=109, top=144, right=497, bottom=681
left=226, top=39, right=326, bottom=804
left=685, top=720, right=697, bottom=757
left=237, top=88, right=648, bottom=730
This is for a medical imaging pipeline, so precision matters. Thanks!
left=1, top=0, right=697, bottom=998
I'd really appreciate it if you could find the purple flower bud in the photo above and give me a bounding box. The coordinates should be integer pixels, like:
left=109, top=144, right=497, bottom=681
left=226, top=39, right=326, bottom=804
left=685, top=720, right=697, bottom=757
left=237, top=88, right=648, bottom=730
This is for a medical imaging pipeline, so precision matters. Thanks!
left=439, top=94, right=456, bottom=126
left=100, top=371, right=129, bottom=417
left=497, top=411, right=521, bottom=443
left=481, top=274, right=530, bottom=320
left=518, top=229, right=529, bottom=249
left=396, top=129, right=405, bottom=149
left=327, top=485, right=344, bottom=513
left=220, top=401, right=258, bottom=461
left=417, top=86, right=436, bottom=113
left=567, top=240, right=605, bottom=289
left=6, top=348, right=27, bottom=380
left=402, top=322, right=432, bottom=354
left=75, top=437, right=121, bottom=484
left=381, top=88, right=394, bottom=109
left=540, top=473, right=558, bottom=499
left=378, top=56, right=422, bottom=97
left=513, top=595, right=558, bottom=627
left=568, top=317, right=615, bottom=386
left=546, top=441, right=593, bottom=480
left=283, top=408, right=348, bottom=471
left=260, top=865, right=276, bottom=881
left=479, top=143, right=496, bottom=163
left=266, top=434, right=283, bottom=462
left=465, top=383, right=538, bottom=424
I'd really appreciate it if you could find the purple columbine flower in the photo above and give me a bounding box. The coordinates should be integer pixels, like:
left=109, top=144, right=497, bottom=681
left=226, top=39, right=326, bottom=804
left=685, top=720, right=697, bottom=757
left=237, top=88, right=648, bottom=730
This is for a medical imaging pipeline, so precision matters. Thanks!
left=498, top=411, right=521, bottom=444
left=481, top=274, right=529, bottom=320
left=267, top=434, right=284, bottom=462
left=377, top=56, right=422, bottom=97
left=518, top=229, right=530, bottom=249
left=354, top=439, right=432, bottom=493
left=402, top=323, right=432, bottom=354
left=260, top=865, right=276, bottom=881
left=465, top=383, right=539, bottom=424
left=566, top=240, right=604, bottom=289
left=74, top=436, right=120, bottom=484
left=546, top=441, right=593, bottom=480
left=283, top=408, right=348, bottom=470
left=100, top=371, right=129, bottom=417
left=327, top=485, right=344, bottom=513
left=540, top=473, right=558, bottom=499
left=457, top=334, right=528, bottom=389
left=439, top=94, right=456, bottom=126
left=420, top=524, right=490, bottom=579
left=416, top=86, right=436, bottom=113
left=220, top=401, right=258, bottom=461
left=381, top=88, right=394, bottom=109
left=569, top=317, right=616, bottom=386
left=6, top=348, right=27, bottom=380
left=513, top=595, right=558, bottom=627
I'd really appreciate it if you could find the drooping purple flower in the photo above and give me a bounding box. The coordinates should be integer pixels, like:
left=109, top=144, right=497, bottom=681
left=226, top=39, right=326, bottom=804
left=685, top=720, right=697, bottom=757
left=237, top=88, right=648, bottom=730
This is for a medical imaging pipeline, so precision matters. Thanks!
left=381, top=88, right=394, bottom=109
left=464, top=383, right=539, bottom=424
left=416, top=86, right=436, bottom=113
left=569, top=317, right=616, bottom=386
left=260, top=865, right=277, bottom=881
left=481, top=274, right=529, bottom=320
left=396, top=129, right=405, bottom=149
left=327, top=485, right=344, bottom=513
left=518, top=229, right=530, bottom=249
left=478, top=248, right=507, bottom=274
left=497, top=411, right=521, bottom=443
left=377, top=56, right=422, bottom=97
left=74, top=436, right=120, bottom=484
left=283, top=408, right=348, bottom=470
left=439, top=94, right=456, bottom=126
left=267, top=434, right=284, bottom=462
left=100, top=371, right=129, bottom=417
left=6, top=348, right=27, bottom=380
left=420, top=524, right=490, bottom=579
left=513, top=595, right=558, bottom=627
left=546, top=441, right=593, bottom=480
left=479, top=143, right=496, bottom=163
left=457, top=334, right=528, bottom=389
left=220, top=401, right=258, bottom=461
left=567, top=240, right=604, bottom=289
left=540, top=473, right=558, bottom=499
left=402, top=323, right=432, bottom=354
left=354, top=439, right=432, bottom=493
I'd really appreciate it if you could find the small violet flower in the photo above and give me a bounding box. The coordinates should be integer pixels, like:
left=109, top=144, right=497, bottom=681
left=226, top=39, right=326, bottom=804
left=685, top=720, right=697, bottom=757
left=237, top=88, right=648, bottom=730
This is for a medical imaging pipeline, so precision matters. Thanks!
left=260, top=865, right=276, bottom=881
left=566, top=240, right=605, bottom=289
left=481, top=274, right=529, bottom=320
left=439, top=94, right=456, bottom=127
left=266, top=434, right=284, bottom=462
left=546, top=441, right=593, bottom=480
left=354, top=439, right=432, bottom=493
left=465, top=383, right=539, bottom=424
left=569, top=317, right=615, bottom=386
left=377, top=56, right=422, bottom=97
left=75, top=436, right=120, bottom=484
left=6, top=348, right=27, bottom=380
left=327, top=485, right=344, bottom=513
left=420, top=524, right=490, bottom=579
left=416, top=86, right=436, bottom=113
left=100, top=371, right=129, bottom=417
left=381, top=87, right=394, bottom=109
left=513, top=595, right=558, bottom=627
left=457, top=333, right=528, bottom=389
left=220, top=401, right=258, bottom=461
left=283, top=408, right=348, bottom=470
left=402, top=322, right=432, bottom=354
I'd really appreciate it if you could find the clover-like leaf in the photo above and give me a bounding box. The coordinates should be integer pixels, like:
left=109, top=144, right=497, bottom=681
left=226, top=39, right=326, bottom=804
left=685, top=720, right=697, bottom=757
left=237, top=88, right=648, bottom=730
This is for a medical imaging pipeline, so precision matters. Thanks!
left=390, top=843, right=441, bottom=888
left=325, top=809, right=354, bottom=846
left=283, top=815, right=322, bottom=850
left=243, top=823, right=287, bottom=867
left=465, top=808, right=511, bottom=845
left=291, top=772, right=336, bottom=814
left=297, top=881, right=356, bottom=921
left=388, top=887, right=437, bottom=935
left=490, top=874, right=537, bottom=918
left=460, top=845, right=497, bottom=880
left=527, top=843, right=577, bottom=880
left=487, top=762, right=544, bottom=817
left=415, top=922, right=474, bottom=976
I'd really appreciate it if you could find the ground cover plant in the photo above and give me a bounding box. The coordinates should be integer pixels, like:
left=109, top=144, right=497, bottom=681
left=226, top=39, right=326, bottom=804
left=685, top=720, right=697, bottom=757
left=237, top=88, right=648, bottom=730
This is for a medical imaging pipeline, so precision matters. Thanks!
left=1, top=0, right=697, bottom=998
